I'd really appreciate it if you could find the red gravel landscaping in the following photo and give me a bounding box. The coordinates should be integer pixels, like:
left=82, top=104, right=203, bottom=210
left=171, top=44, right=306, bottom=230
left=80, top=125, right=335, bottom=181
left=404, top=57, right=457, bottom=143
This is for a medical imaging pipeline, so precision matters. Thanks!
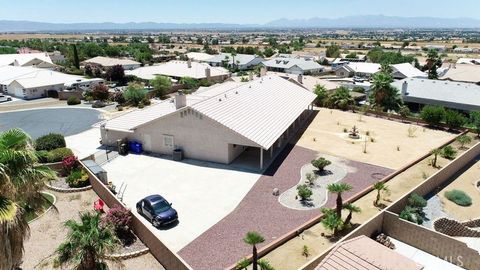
left=178, top=144, right=394, bottom=270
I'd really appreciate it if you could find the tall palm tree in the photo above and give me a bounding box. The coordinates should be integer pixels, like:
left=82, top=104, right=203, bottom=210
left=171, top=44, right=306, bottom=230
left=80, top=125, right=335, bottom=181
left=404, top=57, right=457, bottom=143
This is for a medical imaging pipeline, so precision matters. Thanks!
left=327, top=183, right=352, bottom=219
left=373, top=181, right=389, bottom=206
left=243, top=231, right=265, bottom=270
left=231, top=51, right=237, bottom=70
left=0, top=128, right=56, bottom=270
left=57, top=212, right=118, bottom=270
left=370, top=72, right=402, bottom=112
left=342, top=203, right=361, bottom=225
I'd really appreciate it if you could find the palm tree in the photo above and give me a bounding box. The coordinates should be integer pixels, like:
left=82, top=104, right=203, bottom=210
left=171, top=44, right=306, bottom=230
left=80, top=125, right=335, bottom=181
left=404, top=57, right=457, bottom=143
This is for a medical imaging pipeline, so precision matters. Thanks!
left=57, top=212, right=118, bottom=270
left=243, top=231, right=265, bottom=270
left=327, top=87, right=354, bottom=111
left=321, top=208, right=343, bottom=235
left=327, top=183, right=352, bottom=219
left=342, top=203, right=361, bottom=225
left=373, top=181, right=389, bottom=206
left=0, top=128, right=56, bottom=270
left=231, top=51, right=237, bottom=70
left=370, top=72, right=402, bottom=112
left=431, top=148, right=441, bottom=168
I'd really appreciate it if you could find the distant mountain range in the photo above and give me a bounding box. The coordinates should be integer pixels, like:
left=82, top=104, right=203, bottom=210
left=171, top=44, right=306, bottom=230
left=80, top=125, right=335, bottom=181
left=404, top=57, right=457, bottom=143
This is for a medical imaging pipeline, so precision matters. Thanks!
left=1, top=15, right=480, bottom=32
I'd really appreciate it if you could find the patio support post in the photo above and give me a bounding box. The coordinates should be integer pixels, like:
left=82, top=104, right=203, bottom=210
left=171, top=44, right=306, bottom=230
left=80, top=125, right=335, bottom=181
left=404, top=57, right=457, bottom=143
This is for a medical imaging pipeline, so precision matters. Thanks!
left=270, top=146, right=273, bottom=157
left=260, top=148, right=264, bottom=170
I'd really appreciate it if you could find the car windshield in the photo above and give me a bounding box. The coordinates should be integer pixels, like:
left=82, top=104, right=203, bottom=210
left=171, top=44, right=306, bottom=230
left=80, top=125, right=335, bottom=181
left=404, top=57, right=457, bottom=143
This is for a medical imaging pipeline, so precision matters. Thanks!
left=151, top=200, right=170, bottom=214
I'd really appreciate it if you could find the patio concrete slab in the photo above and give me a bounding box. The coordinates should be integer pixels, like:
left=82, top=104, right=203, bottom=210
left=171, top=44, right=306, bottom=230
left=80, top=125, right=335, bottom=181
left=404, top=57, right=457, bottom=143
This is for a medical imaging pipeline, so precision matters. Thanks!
left=102, top=154, right=261, bottom=252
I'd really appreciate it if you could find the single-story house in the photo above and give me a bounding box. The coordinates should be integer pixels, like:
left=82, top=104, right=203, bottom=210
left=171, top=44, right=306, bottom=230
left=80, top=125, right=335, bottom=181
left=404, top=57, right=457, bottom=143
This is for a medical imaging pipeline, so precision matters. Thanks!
left=262, top=57, right=323, bottom=75
left=393, top=78, right=480, bottom=112
left=315, top=236, right=423, bottom=270
left=439, top=64, right=480, bottom=84
left=0, top=53, right=55, bottom=69
left=0, top=66, right=103, bottom=99
left=125, top=60, right=230, bottom=82
left=456, top=58, right=480, bottom=65
left=335, top=62, right=381, bottom=78
left=391, top=63, right=427, bottom=79
left=185, top=52, right=215, bottom=62
left=81, top=56, right=141, bottom=70
left=100, top=75, right=316, bottom=168
left=203, top=53, right=264, bottom=70
left=264, top=71, right=340, bottom=91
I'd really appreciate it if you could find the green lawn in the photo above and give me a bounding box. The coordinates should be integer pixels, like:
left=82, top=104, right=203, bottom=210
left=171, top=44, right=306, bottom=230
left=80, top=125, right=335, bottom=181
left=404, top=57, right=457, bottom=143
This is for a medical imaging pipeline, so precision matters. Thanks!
left=26, top=192, right=55, bottom=223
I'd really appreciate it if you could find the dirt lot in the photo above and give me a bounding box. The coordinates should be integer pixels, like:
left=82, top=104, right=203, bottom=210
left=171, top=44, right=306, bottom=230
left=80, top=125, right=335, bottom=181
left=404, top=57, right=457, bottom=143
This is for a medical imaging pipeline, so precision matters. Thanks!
left=261, top=134, right=479, bottom=270
left=297, top=109, right=456, bottom=170
left=437, top=157, right=480, bottom=221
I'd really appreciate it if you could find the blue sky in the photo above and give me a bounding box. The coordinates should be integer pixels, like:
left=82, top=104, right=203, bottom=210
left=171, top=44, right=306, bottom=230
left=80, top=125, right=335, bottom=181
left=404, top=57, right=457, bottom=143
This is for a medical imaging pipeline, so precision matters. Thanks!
left=1, top=0, right=478, bottom=24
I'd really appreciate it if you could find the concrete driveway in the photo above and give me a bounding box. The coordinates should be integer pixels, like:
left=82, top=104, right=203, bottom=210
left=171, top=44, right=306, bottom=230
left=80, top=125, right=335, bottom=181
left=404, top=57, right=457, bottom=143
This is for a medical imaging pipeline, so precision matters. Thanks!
left=0, top=107, right=102, bottom=139
left=102, top=154, right=261, bottom=252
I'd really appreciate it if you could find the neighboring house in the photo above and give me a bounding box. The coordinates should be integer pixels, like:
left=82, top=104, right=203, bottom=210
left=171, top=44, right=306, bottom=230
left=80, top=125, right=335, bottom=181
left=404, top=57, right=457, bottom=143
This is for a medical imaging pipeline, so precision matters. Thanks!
left=264, top=71, right=340, bottom=91
left=125, top=60, right=230, bottom=82
left=0, top=53, right=55, bottom=69
left=262, top=57, right=323, bottom=75
left=335, top=62, right=381, bottom=78
left=203, top=53, right=264, bottom=70
left=455, top=58, right=480, bottom=65
left=316, top=236, right=423, bottom=270
left=0, top=66, right=103, bottom=99
left=424, top=44, right=446, bottom=52
left=391, top=63, right=427, bottom=79
left=48, top=51, right=66, bottom=64
left=185, top=52, right=214, bottom=62
left=81, top=56, right=141, bottom=70
left=100, top=75, right=316, bottom=169
left=393, top=78, right=480, bottom=112
left=439, top=63, right=480, bottom=84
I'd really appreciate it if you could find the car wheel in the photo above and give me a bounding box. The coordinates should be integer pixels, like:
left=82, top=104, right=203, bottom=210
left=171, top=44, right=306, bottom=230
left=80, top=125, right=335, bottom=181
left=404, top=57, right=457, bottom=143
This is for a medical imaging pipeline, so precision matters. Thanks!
left=136, top=206, right=142, bottom=214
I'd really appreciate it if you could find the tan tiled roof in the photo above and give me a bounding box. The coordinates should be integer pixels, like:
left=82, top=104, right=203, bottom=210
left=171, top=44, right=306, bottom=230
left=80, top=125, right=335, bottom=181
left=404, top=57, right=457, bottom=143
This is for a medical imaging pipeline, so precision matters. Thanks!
left=316, top=236, right=424, bottom=270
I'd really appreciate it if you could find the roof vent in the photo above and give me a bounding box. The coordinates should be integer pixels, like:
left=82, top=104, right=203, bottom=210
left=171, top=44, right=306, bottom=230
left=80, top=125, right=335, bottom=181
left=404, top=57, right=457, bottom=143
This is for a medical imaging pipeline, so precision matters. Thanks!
left=218, top=98, right=222, bottom=102
left=235, top=91, right=238, bottom=94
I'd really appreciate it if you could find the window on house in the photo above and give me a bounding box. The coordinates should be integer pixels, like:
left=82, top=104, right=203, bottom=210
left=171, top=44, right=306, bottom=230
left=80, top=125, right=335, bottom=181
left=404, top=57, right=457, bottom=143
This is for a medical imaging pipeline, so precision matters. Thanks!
left=163, top=135, right=174, bottom=148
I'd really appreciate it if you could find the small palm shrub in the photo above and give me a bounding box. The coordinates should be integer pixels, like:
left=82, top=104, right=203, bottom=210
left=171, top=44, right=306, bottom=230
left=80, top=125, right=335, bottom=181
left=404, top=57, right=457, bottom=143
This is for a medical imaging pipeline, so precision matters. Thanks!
left=445, top=190, right=472, bottom=206
left=67, top=96, right=81, bottom=105
left=311, top=157, right=331, bottom=172
left=441, top=145, right=457, bottom=160
left=297, top=184, right=313, bottom=201
left=35, top=133, right=66, bottom=151
left=456, top=135, right=472, bottom=149
left=399, top=193, right=427, bottom=224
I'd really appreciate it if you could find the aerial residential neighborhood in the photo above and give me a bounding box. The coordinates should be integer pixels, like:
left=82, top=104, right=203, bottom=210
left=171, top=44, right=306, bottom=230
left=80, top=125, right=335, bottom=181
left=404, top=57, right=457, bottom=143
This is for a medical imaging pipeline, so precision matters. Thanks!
left=1, top=1, right=480, bottom=270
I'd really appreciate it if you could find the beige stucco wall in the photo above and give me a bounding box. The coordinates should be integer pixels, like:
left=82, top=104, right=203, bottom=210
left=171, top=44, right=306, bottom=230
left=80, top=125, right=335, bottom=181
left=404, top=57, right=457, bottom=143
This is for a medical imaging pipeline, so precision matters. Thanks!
left=101, top=108, right=260, bottom=164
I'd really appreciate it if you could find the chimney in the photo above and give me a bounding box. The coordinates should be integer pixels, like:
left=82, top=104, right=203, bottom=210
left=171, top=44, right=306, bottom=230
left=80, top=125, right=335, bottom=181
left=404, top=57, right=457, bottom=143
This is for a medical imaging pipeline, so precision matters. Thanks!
left=401, top=81, right=408, bottom=96
left=205, top=67, right=211, bottom=80
left=260, top=66, right=267, bottom=77
left=249, top=73, right=253, bottom=81
left=187, top=58, right=192, bottom=68
left=175, top=90, right=187, bottom=109
left=297, top=74, right=303, bottom=84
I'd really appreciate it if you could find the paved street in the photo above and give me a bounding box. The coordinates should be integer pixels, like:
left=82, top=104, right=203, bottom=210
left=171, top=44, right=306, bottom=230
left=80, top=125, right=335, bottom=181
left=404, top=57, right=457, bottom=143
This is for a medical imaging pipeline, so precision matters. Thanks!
left=0, top=108, right=102, bottom=139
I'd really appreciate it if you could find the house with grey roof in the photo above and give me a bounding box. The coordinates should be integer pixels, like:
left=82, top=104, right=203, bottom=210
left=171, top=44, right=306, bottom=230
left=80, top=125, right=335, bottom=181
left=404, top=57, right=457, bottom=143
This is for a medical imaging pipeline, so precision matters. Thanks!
left=100, top=75, right=316, bottom=169
left=391, top=63, right=427, bottom=79
left=392, top=78, right=480, bottom=112
left=203, top=53, right=264, bottom=70
left=262, top=57, right=323, bottom=75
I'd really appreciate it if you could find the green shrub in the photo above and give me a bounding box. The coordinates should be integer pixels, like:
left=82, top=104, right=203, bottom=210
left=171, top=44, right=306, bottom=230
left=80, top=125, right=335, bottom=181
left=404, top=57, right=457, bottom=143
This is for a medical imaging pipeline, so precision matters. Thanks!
left=441, top=145, right=457, bottom=160
left=297, top=184, right=313, bottom=201
left=445, top=190, right=472, bottom=206
left=123, top=83, right=147, bottom=106
left=457, top=134, right=472, bottom=148
left=66, top=168, right=90, bottom=188
left=35, top=133, right=66, bottom=151
left=46, top=147, right=74, bottom=163
left=420, top=105, right=445, bottom=126
left=142, top=98, right=151, bottom=106
left=400, top=193, right=427, bottom=224
left=311, top=157, right=331, bottom=172
left=445, top=110, right=467, bottom=130
left=67, top=96, right=81, bottom=105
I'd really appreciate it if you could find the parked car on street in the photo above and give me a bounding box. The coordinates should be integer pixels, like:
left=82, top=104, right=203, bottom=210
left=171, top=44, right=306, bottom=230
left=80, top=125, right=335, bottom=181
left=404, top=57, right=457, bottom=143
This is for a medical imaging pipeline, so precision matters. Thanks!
left=136, top=194, right=178, bottom=227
